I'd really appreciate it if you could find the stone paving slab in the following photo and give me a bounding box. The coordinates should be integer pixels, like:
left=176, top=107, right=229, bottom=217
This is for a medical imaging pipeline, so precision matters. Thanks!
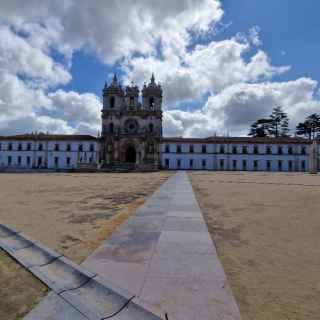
left=82, top=172, right=241, bottom=320
left=59, top=277, right=130, bottom=319
left=30, top=256, right=96, bottom=294
left=24, top=171, right=241, bottom=319
left=0, top=223, right=20, bottom=238
left=23, top=292, right=88, bottom=320
left=0, top=224, right=162, bottom=320
left=0, top=232, right=34, bottom=252
left=10, top=243, right=61, bottom=269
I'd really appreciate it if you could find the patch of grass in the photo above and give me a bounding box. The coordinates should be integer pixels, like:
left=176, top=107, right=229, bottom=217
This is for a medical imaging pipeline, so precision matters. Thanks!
left=0, top=250, right=48, bottom=320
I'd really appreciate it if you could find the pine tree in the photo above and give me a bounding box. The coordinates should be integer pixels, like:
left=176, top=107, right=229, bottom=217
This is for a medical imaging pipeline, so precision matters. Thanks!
left=249, top=119, right=273, bottom=137
left=269, top=106, right=289, bottom=137
left=296, top=113, right=320, bottom=140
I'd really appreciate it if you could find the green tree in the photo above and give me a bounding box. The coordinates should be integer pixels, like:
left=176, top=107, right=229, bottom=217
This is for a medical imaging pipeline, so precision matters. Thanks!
left=269, top=106, right=289, bottom=137
left=296, top=113, right=320, bottom=140
left=249, top=118, right=273, bottom=137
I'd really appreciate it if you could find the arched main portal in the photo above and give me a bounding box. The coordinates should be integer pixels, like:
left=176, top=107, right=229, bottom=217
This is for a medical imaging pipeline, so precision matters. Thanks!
left=125, top=145, right=136, bottom=163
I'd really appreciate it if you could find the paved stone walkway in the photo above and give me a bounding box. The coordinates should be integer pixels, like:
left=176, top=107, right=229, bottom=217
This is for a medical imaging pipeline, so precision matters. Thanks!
left=26, top=171, right=241, bottom=320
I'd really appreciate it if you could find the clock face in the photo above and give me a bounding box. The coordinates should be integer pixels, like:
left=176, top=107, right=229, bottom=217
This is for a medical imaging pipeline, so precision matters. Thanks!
left=125, top=119, right=139, bottom=134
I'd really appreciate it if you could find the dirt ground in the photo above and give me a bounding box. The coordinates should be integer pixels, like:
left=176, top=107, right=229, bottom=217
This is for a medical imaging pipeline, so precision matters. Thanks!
left=189, top=172, right=320, bottom=320
left=0, top=171, right=171, bottom=320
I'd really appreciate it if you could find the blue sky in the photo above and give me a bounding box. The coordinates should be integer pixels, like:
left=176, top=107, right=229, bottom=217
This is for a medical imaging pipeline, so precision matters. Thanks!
left=0, top=0, right=319, bottom=137
left=221, top=0, right=320, bottom=83
left=64, top=1, right=320, bottom=97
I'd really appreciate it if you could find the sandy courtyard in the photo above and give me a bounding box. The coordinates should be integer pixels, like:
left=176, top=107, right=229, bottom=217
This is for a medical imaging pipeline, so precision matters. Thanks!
left=0, top=171, right=171, bottom=319
left=190, top=172, right=320, bottom=320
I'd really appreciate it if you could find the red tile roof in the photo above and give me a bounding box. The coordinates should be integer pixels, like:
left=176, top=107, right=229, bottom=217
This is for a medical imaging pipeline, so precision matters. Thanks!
left=0, top=134, right=97, bottom=141
left=162, top=136, right=312, bottom=144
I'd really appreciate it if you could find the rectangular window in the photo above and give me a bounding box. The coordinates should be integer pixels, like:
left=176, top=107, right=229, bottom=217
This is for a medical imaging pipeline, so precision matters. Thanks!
left=165, top=145, right=170, bottom=153
left=54, top=157, right=59, bottom=166
left=266, top=146, right=272, bottom=154
left=189, top=159, right=194, bottom=168
left=202, top=159, right=206, bottom=168
left=18, top=156, right=21, bottom=165
left=301, top=147, right=306, bottom=155
left=266, top=160, right=271, bottom=171
left=54, top=144, right=59, bottom=151
left=8, top=156, right=12, bottom=165
left=8, top=143, right=12, bottom=151
left=38, top=157, right=42, bottom=167
left=90, top=144, right=95, bottom=152
left=67, top=157, right=71, bottom=166
left=189, top=145, right=194, bottom=153
left=202, top=145, right=207, bottom=153
left=232, top=146, right=237, bottom=154
left=78, top=144, right=83, bottom=152
left=177, top=145, right=181, bottom=153
left=66, top=144, right=71, bottom=152
left=288, top=160, right=293, bottom=172
left=301, top=160, right=306, bottom=171
left=242, top=160, right=247, bottom=171
left=219, top=159, right=224, bottom=170
left=219, top=145, right=225, bottom=154
left=242, top=146, right=248, bottom=154
left=177, top=159, right=181, bottom=168
left=253, top=146, right=259, bottom=154
left=165, top=159, right=169, bottom=168
left=254, top=160, right=259, bottom=171
left=288, top=146, right=293, bottom=155
left=278, top=160, right=283, bottom=171
left=27, top=143, right=31, bottom=151
left=27, top=156, right=31, bottom=166
left=38, top=144, right=43, bottom=151
left=18, top=143, right=22, bottom=151
left=232, top=160, right=237, bottom=170
left=278, top=146, right=283, bottom=155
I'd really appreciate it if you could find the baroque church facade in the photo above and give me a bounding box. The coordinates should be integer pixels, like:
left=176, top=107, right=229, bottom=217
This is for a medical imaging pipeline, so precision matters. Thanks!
left=99, top=74, right=162, bottom=170
left=0, top=74, right=318, bottom=172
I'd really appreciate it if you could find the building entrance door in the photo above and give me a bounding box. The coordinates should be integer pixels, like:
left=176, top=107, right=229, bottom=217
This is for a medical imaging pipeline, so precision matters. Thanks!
left=125, top=146, right=136, bottom=163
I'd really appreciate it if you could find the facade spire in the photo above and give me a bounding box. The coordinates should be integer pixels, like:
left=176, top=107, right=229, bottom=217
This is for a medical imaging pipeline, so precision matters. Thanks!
left=151, top=73, right=155, bottom=84
left=112, top=74, right=118, bottom=85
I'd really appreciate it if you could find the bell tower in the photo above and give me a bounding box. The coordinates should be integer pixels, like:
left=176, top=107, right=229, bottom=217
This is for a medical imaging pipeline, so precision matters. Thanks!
left=142, top=73, right=162, bottom=111
left=100, top=74, right=163, bottom=171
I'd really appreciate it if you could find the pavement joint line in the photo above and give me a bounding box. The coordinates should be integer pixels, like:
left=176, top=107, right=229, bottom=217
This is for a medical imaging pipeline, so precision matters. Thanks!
left=100, top=295, right=136, bottom=320
left=54, top=292, right=91, bottom=320
left=57, top=274, right=97, bottom=295
left=27, top=254, right=64, bottom=269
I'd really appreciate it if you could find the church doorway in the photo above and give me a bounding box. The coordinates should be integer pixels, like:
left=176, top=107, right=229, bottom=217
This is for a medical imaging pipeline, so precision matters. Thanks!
left=125, top=145, right=136, bottom=163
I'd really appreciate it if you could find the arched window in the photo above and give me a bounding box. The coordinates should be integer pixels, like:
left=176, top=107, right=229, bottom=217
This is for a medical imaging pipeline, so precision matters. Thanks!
left=109, top=122, right=114, bottom=133
left=110, top=96, right=115, bottom=108
left=149, top=97, right=154, bottom=108
left=149, top=123, right=154, bottom=133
